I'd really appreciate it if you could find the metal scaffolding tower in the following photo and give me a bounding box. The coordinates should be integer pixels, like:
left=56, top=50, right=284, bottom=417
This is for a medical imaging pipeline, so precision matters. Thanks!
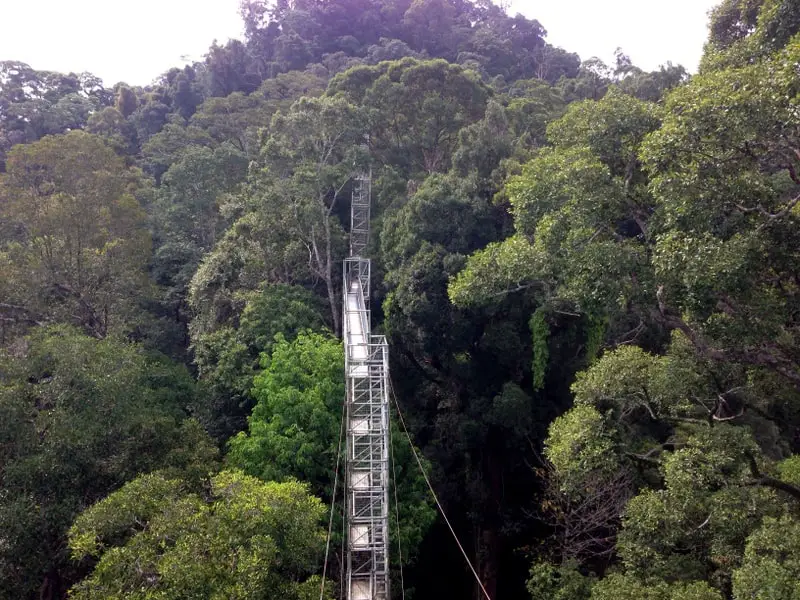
left=343, top=168, right=390, bottom=600
left=350, top=173, right=371, bottom=258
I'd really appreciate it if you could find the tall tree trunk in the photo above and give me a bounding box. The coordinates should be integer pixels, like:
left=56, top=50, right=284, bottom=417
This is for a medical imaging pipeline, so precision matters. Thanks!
left=324, top=215, right=341, bottom=336
left=472, top=524, right=499, bottom=600
left=39, top=567, right=60, bottom=600
left=480, top=527, right=499, bottom=600
left=479, top=449, right=503, bottom=600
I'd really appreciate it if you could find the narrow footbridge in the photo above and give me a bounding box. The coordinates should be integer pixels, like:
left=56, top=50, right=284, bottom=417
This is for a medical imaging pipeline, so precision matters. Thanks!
left=342, top=173, right=391, bottom=600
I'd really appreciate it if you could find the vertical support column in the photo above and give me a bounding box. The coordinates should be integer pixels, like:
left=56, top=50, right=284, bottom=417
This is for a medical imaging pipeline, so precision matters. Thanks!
left=343, top=265, right=390, bottom=600
left=343, top=141, right=390, bottom=600
left=350, top=172, right=371, bottom=258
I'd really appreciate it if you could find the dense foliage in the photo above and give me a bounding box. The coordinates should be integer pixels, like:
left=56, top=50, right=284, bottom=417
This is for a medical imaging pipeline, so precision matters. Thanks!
left=68, top=471, right=326, bottom=599
left=0, top=327, right=217, bottom=598
left=1, top=0, right=798, bottom=599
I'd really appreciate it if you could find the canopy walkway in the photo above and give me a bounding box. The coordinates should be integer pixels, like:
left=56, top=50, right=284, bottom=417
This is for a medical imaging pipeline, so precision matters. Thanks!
left=336, top=169, right=490, bottom=600
left=342, top=173, right=391, bottom=600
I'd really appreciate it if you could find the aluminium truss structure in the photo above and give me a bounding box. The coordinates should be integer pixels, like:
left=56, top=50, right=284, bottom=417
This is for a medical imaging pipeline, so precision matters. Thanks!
left=350, top=172, right=371, bottom=258
left=342, top=169, right=390, bottom=600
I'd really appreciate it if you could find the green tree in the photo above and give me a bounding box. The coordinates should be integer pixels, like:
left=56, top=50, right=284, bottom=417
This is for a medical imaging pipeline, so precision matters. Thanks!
left=527, top=561, right=593, bottom=600
left=68, top=471, right=327, bottom=600
left=190, top=95, right=364, bottom=336
left=732, top=516, right=800, bottom=599
left=192, top=284, right=328, bottom=441
left=115, top=85, right=138, bottom=117
left=190, top=69, right=329, bottom=157
left=228, top=331, right=344, bottom=489
left=86, top=106, right=139, bottom=157
left=257, top=69, right=327, bottom=107
left=704, top=0, right=800, bottom=67
left=189, top=92, right=271, bottom=155
left=0, top=326, right=217, bottom=600
left=258, top=95, right=365, bottom=333
left=451, top=99, right=514, bottom=196
left=139, top=121, right=215, bottom=181
left=534, top=333, right=800, bottom=597
left=328, top=58, right=490, bottom=176
left=504, top=78, right=568, bottom=151
left=142, top=142, right=249, bottom=358
left=204, top=39, right=265, bottom=97
left=443, top=6, right=800, bottom=596
left=151, top=146, right=247, bottom=306
left=402, top=0, right=467, bottom=60
left=450, top=88, right=661, bottom=336
left=228, top=331, right=436, bottom=584
left=641, top=30, right=800, bottom=392
left=380, top=171, right=550, bottom=597
left=0, top=62, right=110, bottom=170
left=129, top=99, right=171, bottom=144
left=0, top=131, right=152, bottom=340
left=590, top=575, right=722, bottom=600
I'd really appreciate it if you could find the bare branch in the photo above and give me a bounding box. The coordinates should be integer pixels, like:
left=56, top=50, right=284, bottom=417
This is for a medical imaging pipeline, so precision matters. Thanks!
left=539, top=464, right=634, bottom=563
left=712, top=407, right=745, bottom=422
left=693, top=514, right=712, bottom=532
left=734, top=191, right=800, bottom=221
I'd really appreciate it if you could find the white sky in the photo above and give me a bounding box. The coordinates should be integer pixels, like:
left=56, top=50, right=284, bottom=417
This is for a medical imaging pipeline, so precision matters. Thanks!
left=0, top=0, right=719, bottom=87
left=512, top=0, right=720, bottom=73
